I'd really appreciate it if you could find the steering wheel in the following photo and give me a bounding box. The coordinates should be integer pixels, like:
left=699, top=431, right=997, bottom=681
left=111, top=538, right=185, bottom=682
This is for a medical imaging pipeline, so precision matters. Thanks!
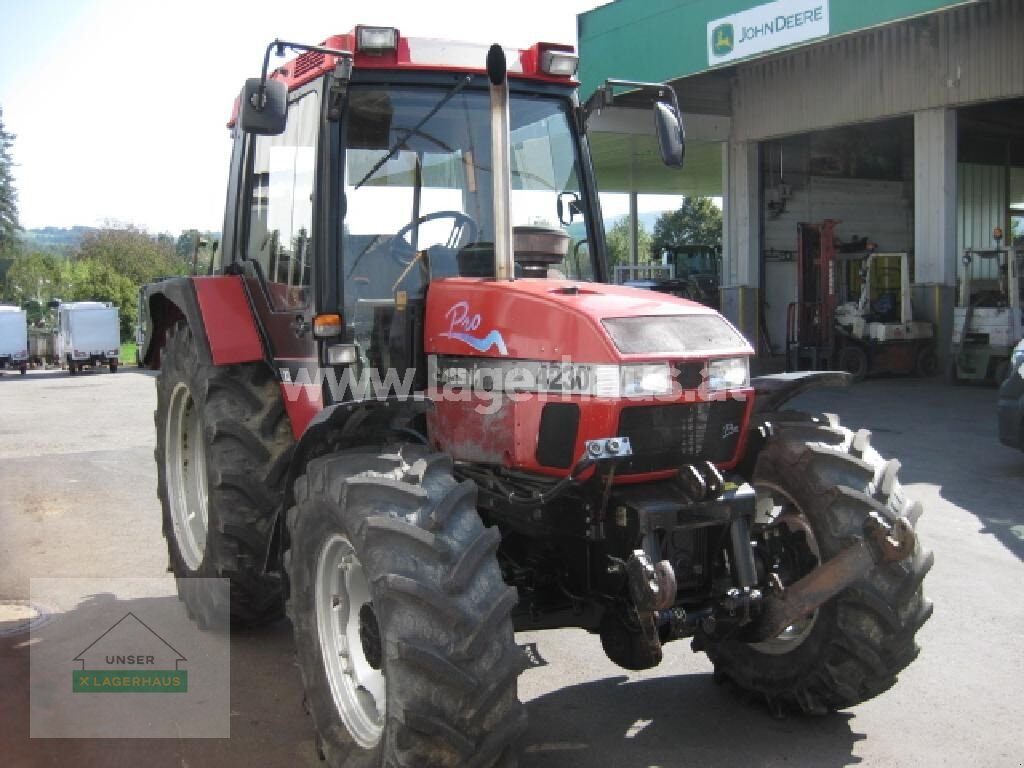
left=390, top=210, right=479, bottom=265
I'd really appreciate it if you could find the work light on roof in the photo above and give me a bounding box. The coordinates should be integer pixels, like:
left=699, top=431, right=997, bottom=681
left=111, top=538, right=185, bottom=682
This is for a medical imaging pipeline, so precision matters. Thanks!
left=540, top=49, right=578, bottom=77
left=356, top=26, right=399, bottom=53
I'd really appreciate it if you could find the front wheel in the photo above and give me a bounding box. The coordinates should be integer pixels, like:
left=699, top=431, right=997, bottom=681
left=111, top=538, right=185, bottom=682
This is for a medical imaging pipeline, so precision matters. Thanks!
left=704, top=414, right=933, bottom=714
left=838, top=344, right=869, bottom=381
left=286, top=447, right=525, bottom=767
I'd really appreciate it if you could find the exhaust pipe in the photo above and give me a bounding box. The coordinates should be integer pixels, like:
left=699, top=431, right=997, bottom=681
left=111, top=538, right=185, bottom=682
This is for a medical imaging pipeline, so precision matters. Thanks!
left=486, top=44, right=514, bottom=282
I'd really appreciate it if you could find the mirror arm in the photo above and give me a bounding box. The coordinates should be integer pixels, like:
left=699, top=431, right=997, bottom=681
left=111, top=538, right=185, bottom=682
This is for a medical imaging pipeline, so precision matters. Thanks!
left=253, top=39, right=354, bottom=113
left=583, top=78, right=683, bottom=122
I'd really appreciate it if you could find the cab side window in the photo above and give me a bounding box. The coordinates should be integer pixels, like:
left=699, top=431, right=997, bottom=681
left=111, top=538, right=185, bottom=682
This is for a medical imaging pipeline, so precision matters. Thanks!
left=247, top=90, right=320, bottom=310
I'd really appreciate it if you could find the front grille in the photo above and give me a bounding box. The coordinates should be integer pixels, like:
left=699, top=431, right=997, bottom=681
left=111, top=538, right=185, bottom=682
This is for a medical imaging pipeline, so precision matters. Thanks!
left=617, top=400, right=747, bottom=473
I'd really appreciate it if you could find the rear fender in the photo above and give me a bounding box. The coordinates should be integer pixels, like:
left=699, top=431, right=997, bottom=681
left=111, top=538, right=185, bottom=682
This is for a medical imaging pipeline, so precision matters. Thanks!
left=142, top=276, right=265, bottom=368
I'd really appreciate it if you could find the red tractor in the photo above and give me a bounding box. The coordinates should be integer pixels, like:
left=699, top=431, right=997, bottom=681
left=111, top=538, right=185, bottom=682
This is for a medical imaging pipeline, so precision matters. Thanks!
left=142, top=27, right=932, bottom=767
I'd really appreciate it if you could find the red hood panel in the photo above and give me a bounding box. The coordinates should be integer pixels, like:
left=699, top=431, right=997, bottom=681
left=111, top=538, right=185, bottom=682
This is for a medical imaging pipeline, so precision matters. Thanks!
left=424, top=278, right=751, bottom=362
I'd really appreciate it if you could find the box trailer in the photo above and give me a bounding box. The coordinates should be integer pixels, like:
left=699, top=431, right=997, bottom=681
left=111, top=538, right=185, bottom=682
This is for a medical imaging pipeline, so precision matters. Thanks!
left=57, top=302, right=120, bottom=374
left=0, top=305, right=29, bottom=374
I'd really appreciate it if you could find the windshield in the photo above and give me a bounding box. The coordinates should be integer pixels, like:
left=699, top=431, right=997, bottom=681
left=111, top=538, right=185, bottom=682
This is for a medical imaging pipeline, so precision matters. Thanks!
left=341, top=84, right=595, bottom=330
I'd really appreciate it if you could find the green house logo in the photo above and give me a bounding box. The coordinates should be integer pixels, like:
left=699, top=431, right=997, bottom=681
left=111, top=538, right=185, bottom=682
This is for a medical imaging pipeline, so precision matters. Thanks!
left=712, top=23, right=734, bottom=56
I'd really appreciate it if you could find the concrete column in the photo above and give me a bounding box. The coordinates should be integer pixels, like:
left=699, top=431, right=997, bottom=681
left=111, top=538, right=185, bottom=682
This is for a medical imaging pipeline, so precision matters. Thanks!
left=721, top=140, right=760, bottom=346
left=913, top=108, right=958, bottom=369
left=629, top=190, right=639, bottom=265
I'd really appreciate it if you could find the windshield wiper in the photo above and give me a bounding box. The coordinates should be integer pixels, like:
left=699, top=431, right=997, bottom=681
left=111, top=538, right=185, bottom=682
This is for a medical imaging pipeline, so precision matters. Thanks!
left=353, top=75, right=473, bottom=190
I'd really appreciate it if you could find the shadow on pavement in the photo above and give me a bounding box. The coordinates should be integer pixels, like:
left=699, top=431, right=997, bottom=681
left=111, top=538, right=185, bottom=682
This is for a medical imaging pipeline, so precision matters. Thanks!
left=792, top=376, right=1024, bottom=561
left=522, top=673, right=860, bottom=768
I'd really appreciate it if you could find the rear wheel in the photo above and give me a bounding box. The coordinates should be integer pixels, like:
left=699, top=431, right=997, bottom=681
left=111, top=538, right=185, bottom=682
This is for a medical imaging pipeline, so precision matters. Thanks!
left=109, top=361, right=119, bottom=373
left=155, top=322, right=292, bottom=627
left=286, top=447, right=525, bottom=767
left=704, top=413, right=933, bottom=714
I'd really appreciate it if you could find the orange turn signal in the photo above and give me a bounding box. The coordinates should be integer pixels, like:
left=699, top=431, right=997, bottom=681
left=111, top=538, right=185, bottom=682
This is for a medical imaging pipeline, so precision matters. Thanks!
left=313, top=314, right=343, bottom=338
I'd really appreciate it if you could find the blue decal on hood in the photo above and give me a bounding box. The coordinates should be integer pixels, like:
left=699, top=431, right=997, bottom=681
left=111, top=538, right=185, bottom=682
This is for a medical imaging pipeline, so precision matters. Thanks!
left=441, top=301, right=509, bottom=356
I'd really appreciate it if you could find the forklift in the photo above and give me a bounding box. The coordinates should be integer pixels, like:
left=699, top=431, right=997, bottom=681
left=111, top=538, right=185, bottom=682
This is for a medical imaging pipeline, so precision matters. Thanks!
left=786, top=220, right=936, bottom=380
left=951, top=228, right=1023, bottom=383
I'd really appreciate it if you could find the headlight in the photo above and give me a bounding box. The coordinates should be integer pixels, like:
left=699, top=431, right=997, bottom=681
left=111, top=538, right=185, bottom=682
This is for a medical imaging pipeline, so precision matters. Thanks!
left=705, top=357, right=750, bottom=391
left=620, top=363, right=673, bottom=397
left=588, top=363, right=673, bottom=397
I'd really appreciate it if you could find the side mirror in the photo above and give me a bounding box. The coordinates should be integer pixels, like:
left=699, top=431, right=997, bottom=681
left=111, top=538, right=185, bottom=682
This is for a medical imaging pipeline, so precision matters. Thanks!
left=654, top=101, right=685, bottom=168
left=238, top=78, right=287, bottom=136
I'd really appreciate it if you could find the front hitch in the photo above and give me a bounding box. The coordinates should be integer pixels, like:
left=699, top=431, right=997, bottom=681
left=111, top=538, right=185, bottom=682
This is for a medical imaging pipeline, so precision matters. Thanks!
left=748, top=511, right=915, bottom=642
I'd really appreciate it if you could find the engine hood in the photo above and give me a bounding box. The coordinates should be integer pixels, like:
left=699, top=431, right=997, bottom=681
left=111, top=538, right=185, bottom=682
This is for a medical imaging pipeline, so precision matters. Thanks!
left=424, top=278, right=753, bottom=362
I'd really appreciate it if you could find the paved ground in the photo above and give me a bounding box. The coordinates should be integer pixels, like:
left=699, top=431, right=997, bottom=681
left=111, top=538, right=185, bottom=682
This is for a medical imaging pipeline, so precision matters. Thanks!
left=1, top=366, right=1022, bottom=767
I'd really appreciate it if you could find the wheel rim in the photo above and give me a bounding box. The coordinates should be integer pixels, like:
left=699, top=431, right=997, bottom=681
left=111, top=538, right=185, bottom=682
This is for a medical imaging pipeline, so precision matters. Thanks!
left=752, top=484, right=821, bottom=654
left=316, top=533, right=385, bottom=749
left=165, top=382, right=208, bottom=571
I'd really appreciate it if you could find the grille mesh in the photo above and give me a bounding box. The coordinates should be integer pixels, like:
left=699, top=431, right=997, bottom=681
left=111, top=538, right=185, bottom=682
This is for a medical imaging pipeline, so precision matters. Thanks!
left=293, top=51, right=326, bottom=78
left=617, top=400, right=746, bottom=473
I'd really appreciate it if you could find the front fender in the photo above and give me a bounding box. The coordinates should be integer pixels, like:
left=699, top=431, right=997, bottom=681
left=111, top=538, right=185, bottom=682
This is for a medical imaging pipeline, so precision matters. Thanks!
left=751, top=371, right=852, bottom=415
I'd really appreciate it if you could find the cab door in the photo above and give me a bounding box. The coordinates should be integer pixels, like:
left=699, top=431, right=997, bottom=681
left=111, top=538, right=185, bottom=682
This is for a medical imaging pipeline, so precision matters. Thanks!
left=238, top=86, right=322, bottom=389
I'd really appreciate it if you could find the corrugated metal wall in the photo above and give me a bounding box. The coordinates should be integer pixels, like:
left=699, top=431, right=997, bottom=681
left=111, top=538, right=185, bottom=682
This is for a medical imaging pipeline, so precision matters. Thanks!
left=958, top=163, right=1007, bottom=280
left=732, top=0, right=1024, bottom=141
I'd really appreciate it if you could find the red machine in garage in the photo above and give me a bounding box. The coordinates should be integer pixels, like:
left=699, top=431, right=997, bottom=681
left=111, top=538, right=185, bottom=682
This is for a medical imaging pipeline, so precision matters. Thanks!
left=787, top=220, right=936, bottom=379
left=141, top=28, right=931, bottom=766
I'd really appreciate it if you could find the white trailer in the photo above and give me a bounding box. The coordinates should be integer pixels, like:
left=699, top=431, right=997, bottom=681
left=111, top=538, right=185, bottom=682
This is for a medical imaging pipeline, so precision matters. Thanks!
left=57, top=302, right=121, bottom=374
left=0, top=305, right=29, bottom=374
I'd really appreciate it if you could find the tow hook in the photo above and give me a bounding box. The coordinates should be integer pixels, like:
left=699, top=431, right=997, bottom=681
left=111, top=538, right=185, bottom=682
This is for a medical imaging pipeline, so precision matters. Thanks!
left=750, top=511, right=915, bottom=642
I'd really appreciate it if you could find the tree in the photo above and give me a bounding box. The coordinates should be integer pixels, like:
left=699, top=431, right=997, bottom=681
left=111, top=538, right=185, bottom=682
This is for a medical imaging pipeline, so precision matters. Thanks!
left=77, top=226, right=186, bottom=286
left=0, top=106, right=20, bottom=253
left=653, top=197, right=723, bottom=250
left=75, top=226, right=187, bottom=339
left=605, top=217, right=653, bottom=268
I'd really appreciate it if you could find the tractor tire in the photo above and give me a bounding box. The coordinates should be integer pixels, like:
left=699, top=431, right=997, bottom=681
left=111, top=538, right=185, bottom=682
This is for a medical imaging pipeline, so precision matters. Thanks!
left=704, top=413, right=933, bottom=715
left=838, top=345, right=869, bottom=381
left=155, top=321, right=292, bottom=627
left=286, top=447, right=525, bottom=768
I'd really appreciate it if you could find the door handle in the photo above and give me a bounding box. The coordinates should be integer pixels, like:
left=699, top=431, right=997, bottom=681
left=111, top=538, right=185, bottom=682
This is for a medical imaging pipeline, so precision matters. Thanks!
left=291, top=315, right=310, bottom=337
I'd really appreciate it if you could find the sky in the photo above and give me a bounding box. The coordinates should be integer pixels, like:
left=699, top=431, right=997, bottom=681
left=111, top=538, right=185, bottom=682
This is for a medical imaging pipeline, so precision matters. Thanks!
left=0, top=0, right=681, bottom=235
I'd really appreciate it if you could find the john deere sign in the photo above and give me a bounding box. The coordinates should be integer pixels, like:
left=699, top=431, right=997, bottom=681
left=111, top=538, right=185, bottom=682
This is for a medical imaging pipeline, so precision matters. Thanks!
left=708, top=0, right=829, bottom=65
